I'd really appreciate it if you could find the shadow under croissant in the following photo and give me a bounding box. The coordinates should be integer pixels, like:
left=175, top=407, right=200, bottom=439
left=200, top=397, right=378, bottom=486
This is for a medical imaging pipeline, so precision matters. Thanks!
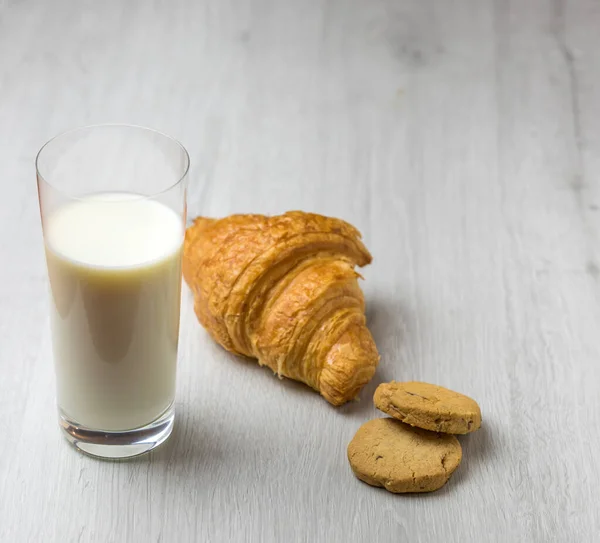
left=336, top=372, right=390, bottom=417
left=336, top=295, right=409, bottom=416
left=217, top=349, right=391, bottom=416
left=197, top=293, right=412, bottom=412
left=185, top=289, right=410, bottom=410
left=223, top=347, right=330, bottom=403
left=215, top=342, right=382, bottom=409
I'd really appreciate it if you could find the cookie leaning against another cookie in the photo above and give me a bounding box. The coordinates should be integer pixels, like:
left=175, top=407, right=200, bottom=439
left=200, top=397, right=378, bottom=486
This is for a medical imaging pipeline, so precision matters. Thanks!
left=347, top=418, right=462, bottom=493
left=374, top=381, right=481, bottom=434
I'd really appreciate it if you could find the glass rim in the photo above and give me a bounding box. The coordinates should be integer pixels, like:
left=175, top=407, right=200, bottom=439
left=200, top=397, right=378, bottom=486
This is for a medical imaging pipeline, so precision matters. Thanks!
left=35, top=123, right=190, bottom=201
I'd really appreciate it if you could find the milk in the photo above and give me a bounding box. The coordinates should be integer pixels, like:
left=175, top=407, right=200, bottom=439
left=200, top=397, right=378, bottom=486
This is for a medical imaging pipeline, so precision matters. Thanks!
left=44, top=193, right=183, bottom=431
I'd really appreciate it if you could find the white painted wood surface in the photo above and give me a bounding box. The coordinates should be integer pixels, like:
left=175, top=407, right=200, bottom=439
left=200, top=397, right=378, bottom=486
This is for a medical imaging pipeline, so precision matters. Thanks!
left=1, top=0, right=599, bottom=541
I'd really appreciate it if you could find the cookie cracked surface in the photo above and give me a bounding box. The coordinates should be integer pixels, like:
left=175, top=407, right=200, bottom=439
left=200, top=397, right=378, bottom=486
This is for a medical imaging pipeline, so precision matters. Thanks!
left=374, top=381, right=482, bottom=434
left=347, top=418, right=462, bottom=493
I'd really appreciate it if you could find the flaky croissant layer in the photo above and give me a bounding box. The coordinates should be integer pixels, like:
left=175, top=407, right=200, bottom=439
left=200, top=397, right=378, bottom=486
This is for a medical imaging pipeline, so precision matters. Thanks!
left=183, top=211, right=379, bottom=405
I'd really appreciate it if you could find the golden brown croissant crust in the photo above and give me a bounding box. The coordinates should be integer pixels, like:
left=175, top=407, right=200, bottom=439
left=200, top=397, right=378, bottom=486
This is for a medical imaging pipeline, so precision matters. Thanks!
left=183, top=211, right=379, bottom=405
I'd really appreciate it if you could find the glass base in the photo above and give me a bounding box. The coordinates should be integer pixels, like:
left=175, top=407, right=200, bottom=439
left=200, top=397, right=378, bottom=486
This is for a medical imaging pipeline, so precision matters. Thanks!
left=59, top=405, right=174, bottom=459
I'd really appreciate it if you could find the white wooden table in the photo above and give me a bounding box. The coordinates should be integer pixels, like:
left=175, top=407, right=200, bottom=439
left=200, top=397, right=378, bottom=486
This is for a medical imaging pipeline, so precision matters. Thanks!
left=1, top=0, right=599, bottom=541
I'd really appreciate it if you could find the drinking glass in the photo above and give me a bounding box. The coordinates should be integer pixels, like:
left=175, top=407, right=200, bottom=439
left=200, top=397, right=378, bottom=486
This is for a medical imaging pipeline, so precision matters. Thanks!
left=36, top=125, right=189, bottom=458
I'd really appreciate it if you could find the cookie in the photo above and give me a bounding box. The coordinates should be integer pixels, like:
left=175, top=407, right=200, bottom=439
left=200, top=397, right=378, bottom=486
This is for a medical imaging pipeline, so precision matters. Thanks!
left=374, top=381, right=481, bottom=434
left=347, top=418, right=462, bottom=493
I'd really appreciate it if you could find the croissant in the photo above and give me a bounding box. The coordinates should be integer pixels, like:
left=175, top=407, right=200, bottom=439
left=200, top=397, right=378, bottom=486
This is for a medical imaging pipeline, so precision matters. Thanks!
left=183, top=211, right=379, bottom=405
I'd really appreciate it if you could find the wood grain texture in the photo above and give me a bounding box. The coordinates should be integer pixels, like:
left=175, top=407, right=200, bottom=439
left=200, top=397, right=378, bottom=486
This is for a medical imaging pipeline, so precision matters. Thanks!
left=1, top=0, right=599, bottom=541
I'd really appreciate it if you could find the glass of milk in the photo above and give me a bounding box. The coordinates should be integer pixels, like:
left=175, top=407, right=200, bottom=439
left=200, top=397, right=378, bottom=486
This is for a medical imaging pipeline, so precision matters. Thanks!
left=36, top=125, right=189, bottom=459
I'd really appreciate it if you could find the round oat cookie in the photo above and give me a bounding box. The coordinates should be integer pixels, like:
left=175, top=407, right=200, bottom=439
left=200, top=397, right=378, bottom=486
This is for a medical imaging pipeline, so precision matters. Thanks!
left=374, top=381, right=481, bottom=434
left=347, top=418, right=462, bottom=493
